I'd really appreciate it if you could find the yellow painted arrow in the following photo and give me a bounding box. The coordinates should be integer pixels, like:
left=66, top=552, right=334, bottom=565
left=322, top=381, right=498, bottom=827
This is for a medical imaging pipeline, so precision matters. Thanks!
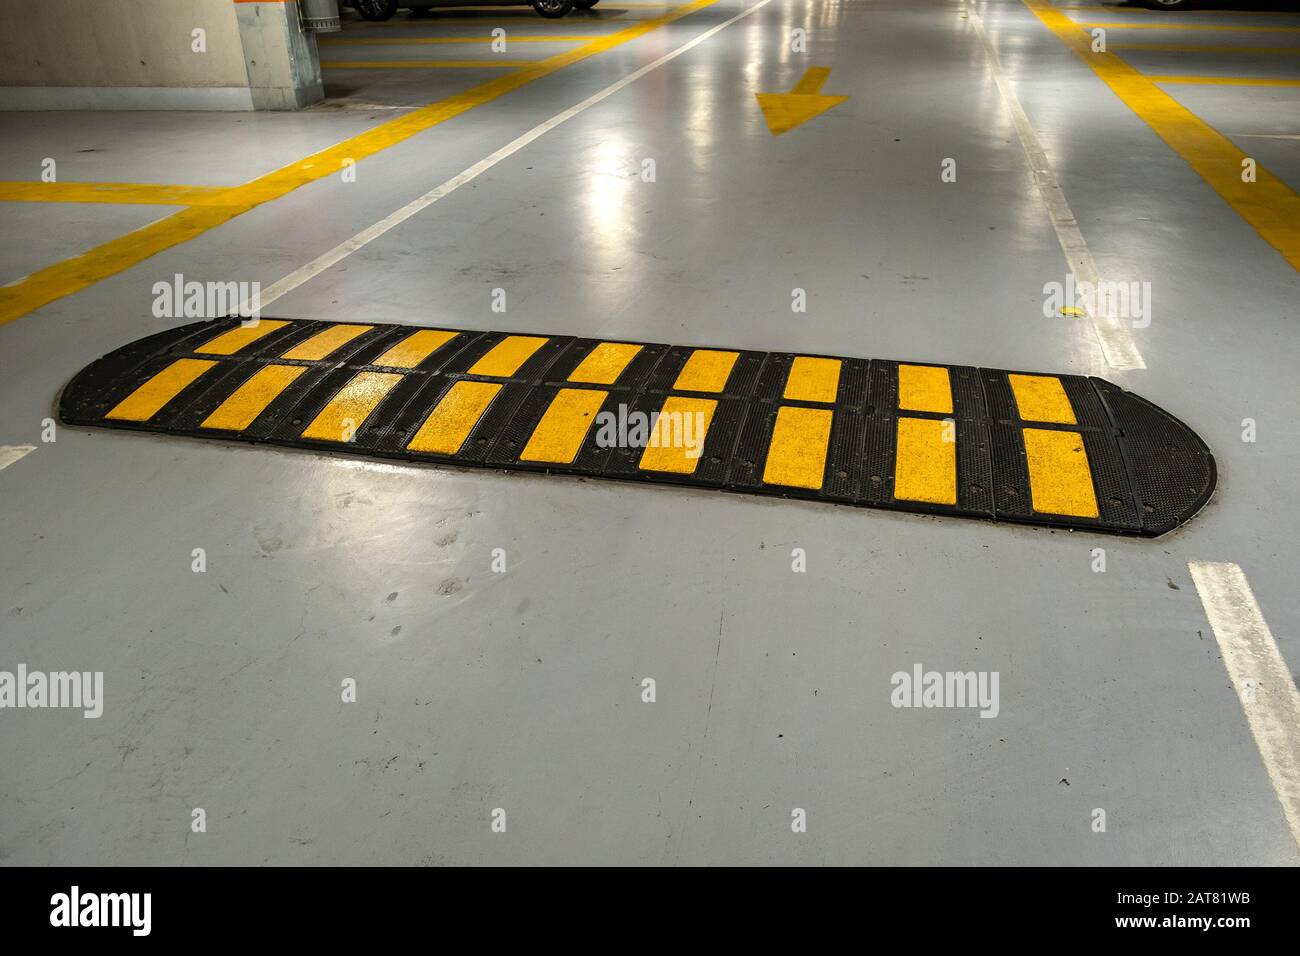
left=755, top=67, right=849, bottom=136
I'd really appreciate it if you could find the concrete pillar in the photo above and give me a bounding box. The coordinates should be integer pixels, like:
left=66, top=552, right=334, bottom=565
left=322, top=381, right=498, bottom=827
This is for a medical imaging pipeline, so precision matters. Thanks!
left=234, top=1, right=325, bottom=110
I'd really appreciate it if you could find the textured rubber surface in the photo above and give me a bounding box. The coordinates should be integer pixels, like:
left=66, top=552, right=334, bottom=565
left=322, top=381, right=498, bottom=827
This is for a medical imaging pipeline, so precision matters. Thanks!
left=58, top=318, right=1216, bottom=537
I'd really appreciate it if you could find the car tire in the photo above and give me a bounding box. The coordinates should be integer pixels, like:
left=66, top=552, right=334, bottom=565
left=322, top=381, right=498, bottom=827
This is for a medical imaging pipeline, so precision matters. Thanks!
left=353, top=0, right=399, bottom=21
left=532, top=0, right=575, bottom=17
left=574, top=0, right=600, bottom=8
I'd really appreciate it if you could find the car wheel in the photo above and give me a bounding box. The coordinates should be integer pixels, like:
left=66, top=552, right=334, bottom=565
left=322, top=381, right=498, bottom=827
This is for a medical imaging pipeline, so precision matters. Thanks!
left=353, top=0, right=399, bottom=21
left=532, top=0, right=575, bottom=17
left=574, top=0, right=600, bottom=8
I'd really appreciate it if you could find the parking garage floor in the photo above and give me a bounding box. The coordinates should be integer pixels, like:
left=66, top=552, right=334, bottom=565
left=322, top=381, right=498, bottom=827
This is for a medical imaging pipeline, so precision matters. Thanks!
left=1, top=0, right=1299, bottom=865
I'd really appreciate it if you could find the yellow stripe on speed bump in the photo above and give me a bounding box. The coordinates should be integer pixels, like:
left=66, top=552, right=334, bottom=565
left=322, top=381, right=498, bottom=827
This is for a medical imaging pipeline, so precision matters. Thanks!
left=763, top=406, right=832, bottom=490
left=894, top=417, right=956, bottom=505
left=301, top=371, right=404, bottom=442
left=783, top=357, right=841, bottom=403
left=468, top=335, right=549, bottom=377
left=898, top=364, right=953, bottom=414
left=407, top=380, right=503, bottom=455
left=638, top=396, right=717, bottom=474
left=1023, top=428, right=1099, bottom=518
left=520, top=388, right=608, bottom=464
left=1008, top=373, right=1077, bottom=424
left=201, top=365, right=306, bottom=431
left=673, top=350, right=738, bottom=392
left=196, top=320, right=290, bottom=356
left=373, top=329, right=459, bottom=369
left=282, top=324, right=374, bottom=361
left=568, top=342, right=643, bottom=385
left=105, top=359, right=216, bottom=422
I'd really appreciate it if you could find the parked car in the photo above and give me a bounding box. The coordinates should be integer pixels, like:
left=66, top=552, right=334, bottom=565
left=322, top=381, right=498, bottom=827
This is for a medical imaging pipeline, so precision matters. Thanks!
left=347, top=0, right=598, bottom=20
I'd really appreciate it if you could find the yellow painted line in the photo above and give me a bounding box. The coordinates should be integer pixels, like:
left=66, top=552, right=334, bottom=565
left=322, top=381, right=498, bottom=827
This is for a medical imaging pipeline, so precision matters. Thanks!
left=301, top=371, right=404, bottom=441
left=0, top=181, right=237, bottom=207
left=104, top=359, right=216, bottom=422
left=519, top=387, right=608, bottom=463
left=894, top=417, right=956, bottom=506
left=1022, top=427, right=1099, bottom=518
left=468, top=335, right=548, bottom=376
left=567, top=342, right=642, bottom=385
left=319, top=35, right=595, bottom=44
left=1008, top=373, right=1076, bottom=425
left=783, top=356, right=841, bottom=404
left=201, top=365, right=307, bottom=431
left=281, top=324, right=374, bottom=361
left=0, top=0, right=720, bottom=327
left=372, top=328, right=459, bottom=369
left=1148, top=75, right=1300, bottom=87
left=1075, top=22, right=1300, bottom=33
left=1113, top=43, right=1300, bottom=55
left=762, top=406, right=832, bottom=490
left=1060, top=4, right=1300, bottom=13
left=638, top=396, right=717, bottom=474
left=321, top=60, right=536, bottom=69
left=407, top=380, right=502, bottom=454
left=897, top=364, right=953, bottom=414
left=672, top=349, right=738, bottom=392
left=195, top=319, right=290, bottom=356
left=1026, top=0, right=1300, bottom=272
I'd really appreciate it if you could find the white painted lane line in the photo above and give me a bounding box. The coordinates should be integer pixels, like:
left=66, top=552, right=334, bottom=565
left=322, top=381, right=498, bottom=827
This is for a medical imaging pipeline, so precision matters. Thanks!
left=967, top=7, right=1147, bottom=372
left=0, top=445, right=36, bottom=472
left=252, top=0, right=775, bottom=313
left=1189, top=561, right=1300, bottom=853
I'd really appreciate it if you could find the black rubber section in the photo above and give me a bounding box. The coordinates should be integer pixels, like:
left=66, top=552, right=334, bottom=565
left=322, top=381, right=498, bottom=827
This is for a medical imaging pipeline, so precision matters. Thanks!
left=58, top=318, right=1217, bottom=537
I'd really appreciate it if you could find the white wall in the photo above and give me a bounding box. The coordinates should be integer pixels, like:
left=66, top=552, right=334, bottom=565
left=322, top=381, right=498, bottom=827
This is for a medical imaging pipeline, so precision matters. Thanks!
left=0, top=0, right=323, bottom=111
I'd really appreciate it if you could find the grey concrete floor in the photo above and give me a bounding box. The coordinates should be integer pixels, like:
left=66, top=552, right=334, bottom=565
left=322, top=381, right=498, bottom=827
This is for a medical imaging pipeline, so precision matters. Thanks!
left=1, top=0, right=1299, bottom=865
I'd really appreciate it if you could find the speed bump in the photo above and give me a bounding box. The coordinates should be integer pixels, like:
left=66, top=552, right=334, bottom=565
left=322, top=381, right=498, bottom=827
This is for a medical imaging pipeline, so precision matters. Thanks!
left=59, top=318, right=1216, bottom=536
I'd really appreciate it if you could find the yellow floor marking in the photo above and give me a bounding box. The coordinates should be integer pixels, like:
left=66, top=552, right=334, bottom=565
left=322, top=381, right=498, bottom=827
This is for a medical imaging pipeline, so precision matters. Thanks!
left=783, top=357, right=841, bottom=403
left=1008, top=373, right=1076, bottom=424
left=1026, top=0, right=1300, bottom=272
left=301, top=371, right=404, bottom=441
left=372, top=329, right=459, bottom=369
left=0, top=182, right=236, bottom=206
left=1060, top=4, right=1300, bottom=13
left=0, top=0, right=719, bottom=327
left=468, top=335, right=548, bottom=376
left=1074, top=22, right=1300, bottom=33
left=281, top=324, right=374, bottom=361
left=195, top=319, right=290, bottom=356
left=762, top=406, right=832, bottom=490
left=568, top=342, right=643, bottom=384
left=321, top=60, right=536, bottom=69
left=897, top=364, right=953, bottom=414
left=520, top=387, right=608, bottom=463
left=1022, top=427, right=1099, bottom=517
left=672, top=349, right=738, bottom=392
left=406, top=380, right=502, bottom=454
left=319, top=35, right=594, bottom=44
left=894, top=417, right=956, bottom=505
left=1113, top=43, right=1300, bottom=55
left=104, top=359, right=216, bottom=422
left=201, top=365, right=307, bottom=431
left=755, top=66, right=849, bottom=135
left=1148, top=75, right=1300, bottom=87
left=638, top=396, right=717, bottom=474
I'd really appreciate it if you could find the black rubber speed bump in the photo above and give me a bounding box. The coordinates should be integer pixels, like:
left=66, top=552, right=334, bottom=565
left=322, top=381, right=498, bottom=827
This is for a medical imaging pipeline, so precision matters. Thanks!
left=59, top=318, right=1216, bottom=536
